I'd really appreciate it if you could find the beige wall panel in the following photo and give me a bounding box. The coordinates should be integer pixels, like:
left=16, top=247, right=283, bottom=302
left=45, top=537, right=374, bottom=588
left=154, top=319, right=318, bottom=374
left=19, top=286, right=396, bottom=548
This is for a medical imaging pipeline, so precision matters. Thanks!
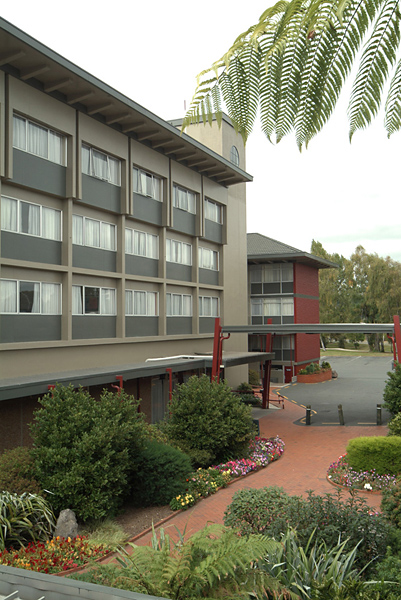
left=9, top=77, right=76, bottom=135
left=203, top=178, right=228, bottom=205
left=184, top=123, right=223, bottom=156
left=0, top=71, right=4, bottom=178
left=72, top=202, right=118, bottom=224
left=79, top=113, right=128, bottom=159
left=72, top=274, right=118, bottom=287
left=130, top=140, right=169, bottom=177
left=1, top=265, right=63, bottom=283
left=125, top=218, right=160, bottom=237
left=125, top=281, right=160, bottom=292
left=2, top=184, right=64, bottom=210
left=170, top=161, right=202, bottom=192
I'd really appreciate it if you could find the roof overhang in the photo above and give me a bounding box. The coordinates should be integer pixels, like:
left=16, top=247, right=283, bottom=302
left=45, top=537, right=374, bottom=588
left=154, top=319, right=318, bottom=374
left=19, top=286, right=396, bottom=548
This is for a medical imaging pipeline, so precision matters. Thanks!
left=223, top=323, right=395, bottom=335
left=247, top=252, right=338, bottom=270
left=0, top=18, right=252, bottom=187
left=0, top=351, right=273, bottom=402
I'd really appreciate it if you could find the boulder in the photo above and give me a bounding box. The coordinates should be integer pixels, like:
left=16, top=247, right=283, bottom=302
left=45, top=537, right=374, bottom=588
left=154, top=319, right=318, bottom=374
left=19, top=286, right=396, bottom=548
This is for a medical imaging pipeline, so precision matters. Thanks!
left=55, top=508, right=78, bottom=539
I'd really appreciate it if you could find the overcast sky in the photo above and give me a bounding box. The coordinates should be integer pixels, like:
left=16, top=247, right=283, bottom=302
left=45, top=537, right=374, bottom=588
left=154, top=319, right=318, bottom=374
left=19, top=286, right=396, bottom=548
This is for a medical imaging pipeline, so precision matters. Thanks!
left=2, top=1, right=400, bottom=261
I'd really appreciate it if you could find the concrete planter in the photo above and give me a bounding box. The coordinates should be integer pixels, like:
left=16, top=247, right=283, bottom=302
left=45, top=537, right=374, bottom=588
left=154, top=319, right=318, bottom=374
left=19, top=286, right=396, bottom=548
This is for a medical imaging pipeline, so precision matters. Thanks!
left=297, top=369, right=332, bottom=384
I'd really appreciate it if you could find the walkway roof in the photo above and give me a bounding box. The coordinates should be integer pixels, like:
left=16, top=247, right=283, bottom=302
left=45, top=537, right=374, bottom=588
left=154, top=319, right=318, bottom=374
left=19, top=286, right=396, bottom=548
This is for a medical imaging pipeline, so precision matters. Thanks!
left=223, top=323, right=395, bottom=334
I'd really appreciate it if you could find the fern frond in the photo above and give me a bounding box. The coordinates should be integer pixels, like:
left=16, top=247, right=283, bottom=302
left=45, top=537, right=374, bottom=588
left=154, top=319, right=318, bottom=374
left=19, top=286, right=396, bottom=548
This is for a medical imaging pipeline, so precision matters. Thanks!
left=348, top=0, right=401, bottom=139
left=385, top=56, right=401, bottom=136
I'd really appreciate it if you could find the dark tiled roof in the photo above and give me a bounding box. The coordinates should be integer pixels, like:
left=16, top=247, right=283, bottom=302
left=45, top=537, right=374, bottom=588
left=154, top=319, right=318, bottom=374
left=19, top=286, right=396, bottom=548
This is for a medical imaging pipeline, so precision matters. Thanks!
left=247, top=233, right=303, bottom=256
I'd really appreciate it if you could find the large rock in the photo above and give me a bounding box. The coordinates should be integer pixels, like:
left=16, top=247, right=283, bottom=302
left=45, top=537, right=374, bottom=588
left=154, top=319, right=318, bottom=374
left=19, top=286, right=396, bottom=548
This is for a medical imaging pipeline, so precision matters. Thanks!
left=55, top=509, right=78, bottom=539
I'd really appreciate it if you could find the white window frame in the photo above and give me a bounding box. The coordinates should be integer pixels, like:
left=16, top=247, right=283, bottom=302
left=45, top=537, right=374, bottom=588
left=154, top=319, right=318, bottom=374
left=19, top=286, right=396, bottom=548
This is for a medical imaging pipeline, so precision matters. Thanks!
left=166, top=238, right=192, bottom=265
left=199, top=247, right=219, bottom=271
left=125, top=290, right=159, bottom=316
left=166, top=293, right=192, bottom=316
left=173, top=185, right=196, bottom=214
left=72, top=215, right=116, bottom=251
left=250, top=264, right=294, bottom=284
left=81, top=144, right=121, bottom=186
left=1, top=195, right=62, bottom=241
left=251, top=297, right=294, bottom=317
left=0, top=279, right=61, bottom=315
left=199, top=295, right=220, bottom=317
left=133, top=167, right=162, bottom=201
left=125, top=227, right=159, bottom=259
left=204, top=198, right=223, bottom=224
left=72, top=285, right=116, bottom=315
left=13, top=114, right=66, bottom=166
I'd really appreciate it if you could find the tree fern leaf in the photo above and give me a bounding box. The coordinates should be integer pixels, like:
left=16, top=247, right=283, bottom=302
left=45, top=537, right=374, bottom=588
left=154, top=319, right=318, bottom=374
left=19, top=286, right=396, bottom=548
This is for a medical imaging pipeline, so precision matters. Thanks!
left=385, top=57, right=401, bottom=135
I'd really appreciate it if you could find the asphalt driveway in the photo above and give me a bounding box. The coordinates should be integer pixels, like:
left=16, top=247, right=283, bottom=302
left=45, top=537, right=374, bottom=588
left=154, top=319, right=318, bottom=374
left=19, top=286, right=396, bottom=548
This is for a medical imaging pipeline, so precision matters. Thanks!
left=277, top=356, right=393, bottom=426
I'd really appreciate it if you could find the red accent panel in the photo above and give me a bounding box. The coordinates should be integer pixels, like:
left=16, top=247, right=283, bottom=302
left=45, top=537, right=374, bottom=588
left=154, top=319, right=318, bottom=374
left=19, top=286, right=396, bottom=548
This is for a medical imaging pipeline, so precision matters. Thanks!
left=294, top=263, right=319, bottom=296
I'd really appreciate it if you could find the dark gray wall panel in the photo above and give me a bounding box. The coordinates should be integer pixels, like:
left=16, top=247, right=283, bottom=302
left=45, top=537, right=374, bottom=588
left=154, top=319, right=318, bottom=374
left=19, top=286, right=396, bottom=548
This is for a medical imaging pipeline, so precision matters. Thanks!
left=166, top=263, right=192, bottom=282
left=199, top=269, right=219, bottom=286
left=251, top=316, right=263, bottom=325
left=132, top=193, right=162, bottom=225
left=283, top=316, right=295, bottom=324
left=283, top=350, right=295, bottom=361
left=250, top=283, right=263, bottom=295
left=72, top=316, right=116, bottom=339
left=199, top=318, right=215, bottom=334
left=264, top=316, right=281, bottom=324
left=125, top=255, right=158, bottom=277
left=125, top=316, right=158, bottom=337
left=12, top=149, right=66, bottom=197
left=204, top=221, right=223, bottom=244
left=72, top=246, right=116, bottom=272
left=263, top=283, right=280, bottom=294
left=82, top=175, right=121, bottom=213
left=1, top=232, right=62, bottom=265
left=172, top=208, right=196, bottom=235
left=167, top=317, right=192, bottom=335
left=1, top=315, right=61, bottom=343
left=282, top=282, right=294, bottom=293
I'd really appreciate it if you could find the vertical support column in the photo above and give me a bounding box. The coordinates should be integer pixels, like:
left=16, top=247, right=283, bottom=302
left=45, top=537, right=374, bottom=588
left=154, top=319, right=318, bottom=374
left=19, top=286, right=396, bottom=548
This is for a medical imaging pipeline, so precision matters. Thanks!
left=393, top=315, right=401, bottom=364
left=212, top=317, right=222, bottom=381
left=262, top=318, right=273, bottom=409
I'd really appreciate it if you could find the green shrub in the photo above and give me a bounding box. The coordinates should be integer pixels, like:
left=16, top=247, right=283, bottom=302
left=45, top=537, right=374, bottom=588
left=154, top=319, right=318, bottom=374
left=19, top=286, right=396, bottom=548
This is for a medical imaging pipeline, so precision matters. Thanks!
left=0, top=447, right=42, bottom=495
left=30, top=385, right=147, bottom=521
left=163, top=375, right=255, bottom=468
left=373, top=548, right=401, bottom=597
left=383, top=363, right=401, bottom=416
left=143, top=422, right=170, bottom=444
left=388, top=413, right=401, bottom=437
left=321, top=360, right=331, bottom=370
left=248, top=369, right=260, bottom=386
left=346, top=436, right=401, bottom=476
left=0, top=491, right=55, bottom=550
left=236, top=382, right=253, bottom=393
left=235, top=392, right=261, bottom=406
left=381, top=477, right=401, bottom=527
left=131, top=440, right=192, bottom=506
left=224, top=486, right=390, bottom=571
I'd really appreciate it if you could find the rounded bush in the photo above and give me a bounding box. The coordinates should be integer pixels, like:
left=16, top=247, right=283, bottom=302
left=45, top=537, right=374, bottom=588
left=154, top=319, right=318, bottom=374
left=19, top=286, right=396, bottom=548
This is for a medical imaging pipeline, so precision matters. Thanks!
left=388, top=413, right=401, bottom=437
left=381, top=478, right=401, bottom=528
left=164, top=375, right=255, bottom=468
left=346, top=436, right=401, bottom=476
left=0, top=447, right=42, bottom=495
left=383, top=363, right=401, bottom=416
left=131, top=441, right=192, bottom=506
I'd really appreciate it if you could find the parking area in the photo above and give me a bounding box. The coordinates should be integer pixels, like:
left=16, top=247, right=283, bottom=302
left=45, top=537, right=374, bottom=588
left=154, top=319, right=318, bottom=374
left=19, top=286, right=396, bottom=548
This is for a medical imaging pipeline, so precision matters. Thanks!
left=277, top=356, right=393, bottom=426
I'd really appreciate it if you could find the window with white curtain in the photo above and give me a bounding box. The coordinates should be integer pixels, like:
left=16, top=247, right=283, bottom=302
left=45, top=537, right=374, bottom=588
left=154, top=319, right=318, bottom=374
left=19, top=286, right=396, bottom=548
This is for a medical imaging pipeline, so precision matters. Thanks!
left=205, top=198, right=223, bottom=224
left=199, top=296, right=219, bottom=317
left=0, top=279, right=61, bottom=314
left=125, top=228, right=158, bottom=258
left=81, top=144, right=121, bottom=186
left=13, top=115, right=66, bottom=165
left=166, top=293, right=192, bottom=316
left=251, top=297, right=294, bottom=317
left=72, top=285, right=116, bottom=315
left=166, top=239, right=192, bottom=265
left=173, top=185, right=196, bottom=213
left=199, top=247, right=219, bottom=270
left=125, top=290, right=158, bottom=316
left=72, top=215, right=116, bottom=251
left=250, top=264, right=294, bottom=283
left=1, top=196, right=62, bottom=241
left=133, top=167, right=161, bottom=201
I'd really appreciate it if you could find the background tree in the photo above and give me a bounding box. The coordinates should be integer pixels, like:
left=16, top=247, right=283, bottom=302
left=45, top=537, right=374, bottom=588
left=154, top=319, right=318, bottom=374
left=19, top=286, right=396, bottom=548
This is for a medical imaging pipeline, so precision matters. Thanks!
left=183, top=0, right=401, bottom=149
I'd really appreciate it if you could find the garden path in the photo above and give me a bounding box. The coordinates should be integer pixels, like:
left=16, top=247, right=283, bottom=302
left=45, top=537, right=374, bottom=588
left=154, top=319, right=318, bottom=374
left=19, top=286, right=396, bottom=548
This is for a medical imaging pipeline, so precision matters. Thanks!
left=130, top=394, right=385, bottom=548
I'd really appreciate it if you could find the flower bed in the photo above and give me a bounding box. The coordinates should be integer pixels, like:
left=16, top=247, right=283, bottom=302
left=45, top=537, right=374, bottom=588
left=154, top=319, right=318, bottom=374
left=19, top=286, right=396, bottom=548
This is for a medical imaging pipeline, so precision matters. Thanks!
left=327, top=454, right=397, bottom=491
left=0, top=536, right=108, bottom=574
left=170, top=436, right=285, bottom=510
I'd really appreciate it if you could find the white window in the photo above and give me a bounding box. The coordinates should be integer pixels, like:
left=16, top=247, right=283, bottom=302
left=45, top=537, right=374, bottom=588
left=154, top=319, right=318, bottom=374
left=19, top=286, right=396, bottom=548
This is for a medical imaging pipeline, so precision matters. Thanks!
left=166, top=239, right=192, bottom=265
left=72, top=215, right=116, bottom=251
left=125, top=290, right=158, bottom=316
left=81, top=144, right=121, bottom=186
left=251, top=297, right=294, bottom=317
left=199, top=247, right=219, bottom=270
left=230, top=145, right=240, bottom=167
left=173, top=185, right=196, bottom=214
left=250, top=264, right=293, bottom=284
left=125, top=228, right=158, bottom=258
left=199, top=296, right=219, bottom=317
left=205, top=198, right=223, bottom=224
left=1, top=196, right=62, bottom=241
left=0, top=279, right=61, bottom=314
left=72, top=285, right=116, bottom=315
left=133, top=167, right=161, bottom=201
left=166, top=293, right=192, bottom=316
left=13, top=115, right=66, bottom=166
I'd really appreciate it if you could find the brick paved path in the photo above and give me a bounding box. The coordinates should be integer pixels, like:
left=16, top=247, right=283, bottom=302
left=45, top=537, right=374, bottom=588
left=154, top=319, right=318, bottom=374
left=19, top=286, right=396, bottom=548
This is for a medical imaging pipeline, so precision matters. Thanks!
left=132, top=396, right=386, bottom=547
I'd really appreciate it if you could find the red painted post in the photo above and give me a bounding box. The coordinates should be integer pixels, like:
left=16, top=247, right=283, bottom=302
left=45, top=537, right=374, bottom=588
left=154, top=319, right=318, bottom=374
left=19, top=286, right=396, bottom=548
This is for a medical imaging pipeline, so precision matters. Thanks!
left=393, top=315, right=401, bottom=364
left=262, top=319, right=273, bottom=409
left=212, top=318, right=222, bottom=381
left=48, top=384, right=55, bottom=396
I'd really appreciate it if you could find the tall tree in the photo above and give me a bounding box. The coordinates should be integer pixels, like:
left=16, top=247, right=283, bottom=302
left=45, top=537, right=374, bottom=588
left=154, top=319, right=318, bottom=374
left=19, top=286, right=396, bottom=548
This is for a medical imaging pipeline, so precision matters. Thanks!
left=183, top=0, right=401, bottom=149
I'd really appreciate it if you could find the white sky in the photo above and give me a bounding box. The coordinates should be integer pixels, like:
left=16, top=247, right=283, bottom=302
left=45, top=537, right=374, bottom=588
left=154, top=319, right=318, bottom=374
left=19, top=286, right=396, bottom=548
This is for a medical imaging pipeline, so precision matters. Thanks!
left=2, top=1, right=400, bottom=261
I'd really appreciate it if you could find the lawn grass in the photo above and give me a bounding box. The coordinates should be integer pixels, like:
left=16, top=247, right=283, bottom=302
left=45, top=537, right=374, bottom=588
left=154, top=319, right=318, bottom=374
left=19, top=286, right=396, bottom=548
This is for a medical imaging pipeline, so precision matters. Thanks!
left=321, top=341, right=394, bottom=358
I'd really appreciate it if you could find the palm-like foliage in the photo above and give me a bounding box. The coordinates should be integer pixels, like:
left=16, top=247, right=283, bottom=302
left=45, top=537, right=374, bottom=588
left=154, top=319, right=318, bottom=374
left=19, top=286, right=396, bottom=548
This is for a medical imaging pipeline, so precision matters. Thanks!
left=0, top=491, right=55, bottom=550
left=183, top=0, right=401, bottom=149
